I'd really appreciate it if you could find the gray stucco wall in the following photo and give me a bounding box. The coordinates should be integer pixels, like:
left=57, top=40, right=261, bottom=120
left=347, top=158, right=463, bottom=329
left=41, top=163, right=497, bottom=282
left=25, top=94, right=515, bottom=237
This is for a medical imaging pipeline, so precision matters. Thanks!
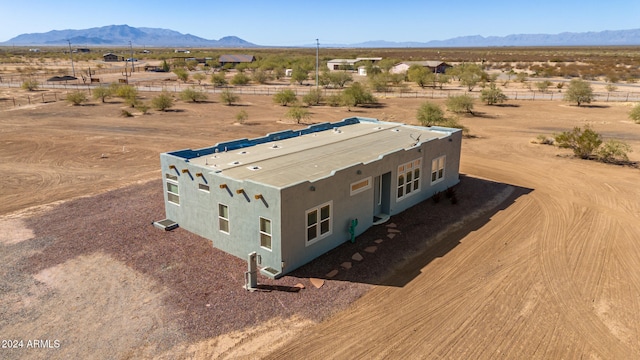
left=278, top=129, right=462, bottom=275
left=159, top=126, right=462, bottom=278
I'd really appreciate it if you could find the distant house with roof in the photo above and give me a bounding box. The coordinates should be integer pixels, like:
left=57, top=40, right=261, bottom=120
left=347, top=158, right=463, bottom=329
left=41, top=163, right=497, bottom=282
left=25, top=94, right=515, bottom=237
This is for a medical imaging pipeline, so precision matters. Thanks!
left=103, top=53, right=121, bottom=62
left=327, top=57, right=382, bottom=71
left=390, top=61, right=452, bottom=74
left=156, top=117, right=462, bottom=279
left=219, top=54, right=255, bottom=66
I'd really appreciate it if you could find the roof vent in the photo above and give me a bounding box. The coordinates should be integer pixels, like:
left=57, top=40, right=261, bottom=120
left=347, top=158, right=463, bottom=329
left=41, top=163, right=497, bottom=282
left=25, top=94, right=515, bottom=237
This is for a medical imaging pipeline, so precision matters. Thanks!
left=247, top=166, right=261, bottom=171
left=229, top=161, right=241, bottom=165
left=391, top=129, right=400, bottom=132
left=238, top=151, right=248, bottom=155
left=270, top=144, right=280, bottom=149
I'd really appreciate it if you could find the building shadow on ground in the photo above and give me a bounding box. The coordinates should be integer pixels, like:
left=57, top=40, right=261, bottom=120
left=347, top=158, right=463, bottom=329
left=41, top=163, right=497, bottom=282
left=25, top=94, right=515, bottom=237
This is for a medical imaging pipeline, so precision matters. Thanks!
left=288, top=174, right=533, bottom=287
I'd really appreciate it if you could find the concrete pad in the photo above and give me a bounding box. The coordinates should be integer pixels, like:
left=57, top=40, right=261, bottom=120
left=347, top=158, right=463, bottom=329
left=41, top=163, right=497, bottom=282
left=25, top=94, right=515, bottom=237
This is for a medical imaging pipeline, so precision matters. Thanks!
left=364, top=246, right=377, bottom=253
left=310, top=278, right=324, bottom=288
left=352, top=252, right=364, bottom=261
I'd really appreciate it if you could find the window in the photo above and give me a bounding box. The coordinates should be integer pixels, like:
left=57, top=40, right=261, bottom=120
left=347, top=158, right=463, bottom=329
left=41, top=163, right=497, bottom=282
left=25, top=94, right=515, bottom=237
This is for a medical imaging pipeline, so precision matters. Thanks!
left=397, top=159, right=421, bottom=200
left=166, top=175, right=179, bottom=205
left=306, top=201, right=332, bottom=245
left=350, top=177, right=372, bottom=196
left=198, top=183, right=210, bottom=192
left=431, top=156, right=446, bottom=184
left=260, top=217, right=272, bottom=250
left=218, top=204, right=229, bottom=234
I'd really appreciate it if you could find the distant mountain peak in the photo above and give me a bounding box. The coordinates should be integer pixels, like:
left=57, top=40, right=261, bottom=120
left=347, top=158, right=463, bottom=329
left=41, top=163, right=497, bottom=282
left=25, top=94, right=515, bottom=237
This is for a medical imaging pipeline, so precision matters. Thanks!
left=1, top=24, right=257, bottom=47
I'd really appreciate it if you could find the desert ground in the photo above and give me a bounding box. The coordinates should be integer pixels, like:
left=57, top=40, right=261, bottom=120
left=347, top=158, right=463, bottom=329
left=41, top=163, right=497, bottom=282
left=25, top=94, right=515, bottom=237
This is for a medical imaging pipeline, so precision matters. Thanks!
left=1, top=78, right=640, bottom=359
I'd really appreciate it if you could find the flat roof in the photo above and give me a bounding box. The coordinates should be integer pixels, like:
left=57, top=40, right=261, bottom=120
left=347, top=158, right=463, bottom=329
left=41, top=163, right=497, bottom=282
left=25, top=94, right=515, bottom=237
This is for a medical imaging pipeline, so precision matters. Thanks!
left=173, top=118, right=457, bottom=188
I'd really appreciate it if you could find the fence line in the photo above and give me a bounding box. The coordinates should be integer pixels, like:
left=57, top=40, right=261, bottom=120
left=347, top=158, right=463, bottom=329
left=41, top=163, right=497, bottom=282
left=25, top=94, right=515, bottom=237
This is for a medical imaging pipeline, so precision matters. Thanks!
left=2, top=80, right=640, bottom=109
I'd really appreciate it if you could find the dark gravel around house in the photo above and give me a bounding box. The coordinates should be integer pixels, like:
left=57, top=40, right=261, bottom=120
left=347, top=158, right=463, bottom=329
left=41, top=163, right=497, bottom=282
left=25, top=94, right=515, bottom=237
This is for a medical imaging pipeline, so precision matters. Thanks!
left=19, top=174, right=514, bottom=342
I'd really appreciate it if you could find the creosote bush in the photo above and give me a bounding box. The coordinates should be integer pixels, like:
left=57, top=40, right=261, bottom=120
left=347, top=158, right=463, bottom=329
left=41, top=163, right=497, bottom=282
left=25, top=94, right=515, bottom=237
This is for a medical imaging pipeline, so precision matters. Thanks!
left=66, top=91, right=88, bottom=106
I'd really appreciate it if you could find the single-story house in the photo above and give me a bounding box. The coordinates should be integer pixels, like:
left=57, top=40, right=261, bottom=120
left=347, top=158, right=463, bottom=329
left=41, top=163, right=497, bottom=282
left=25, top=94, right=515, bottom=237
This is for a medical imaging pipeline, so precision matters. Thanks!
left=219, top=54, right=255, bottom=66
left=157, top=117, right=461, bottom=278
left=327, top=57, right=382, bottom=71
left=103, top=53, right=121, bottom=62
left=390, top=61, right=452, bottom=75
left=73, top=48, right=91, bottom=53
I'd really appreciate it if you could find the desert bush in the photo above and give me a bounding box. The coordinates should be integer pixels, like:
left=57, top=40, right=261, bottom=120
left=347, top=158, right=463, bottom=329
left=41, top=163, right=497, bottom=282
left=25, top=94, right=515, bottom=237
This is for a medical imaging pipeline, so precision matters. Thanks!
left=534, top=134, right=555, bottom=145
left=302, top=88, right=323, bottom=106
left=285, top=105, right=311, bottom=124
left=535, top=80, right=552, bottom=93
left=66, top=91, right=88, bottom=105
left=564, top=79, right=594, bottom=106
left=554, top=125, right=602, bottom=159
left=230, top=72, right=250, bottom=86
left=235, top=110, right=248, bottom=124
left=416, top=102, right=446, bottom=126
left=137, top=103, right=150, bottom=114
left=179, top=87, right=208, bottom=102
left=341, top=82, right=376, bottom=109
left=21, top=79, right=38, bottom=91
left=326, top=93, right=342, bottom=107
left=220, top=88, right=240, bottom=105
left=629, top=103, right=640, bottom=124
left=120, top=109, right=133, bottom=117
left=211, top=72, right=228, bottom=87
left=273, top=89, right=297, bottom=106
left=480, top=83, right=507, bottom=105
left=92, top=85, right=112, bottom=103
left=151, top=92, right=174, bottom=111
left=173, top=68, right=189, bottom=82
left=446, top=94, right=474, bottom=114
left=597, top=140, right=632, bottom=163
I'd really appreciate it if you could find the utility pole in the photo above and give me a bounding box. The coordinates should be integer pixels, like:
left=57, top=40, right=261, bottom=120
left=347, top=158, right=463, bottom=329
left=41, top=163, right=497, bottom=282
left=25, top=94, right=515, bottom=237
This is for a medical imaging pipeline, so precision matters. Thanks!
left=129, top=41, right=134, bottom=73
left=315, top=38, right=319, bottom=91
left=67, top=40, right=76, bottom=77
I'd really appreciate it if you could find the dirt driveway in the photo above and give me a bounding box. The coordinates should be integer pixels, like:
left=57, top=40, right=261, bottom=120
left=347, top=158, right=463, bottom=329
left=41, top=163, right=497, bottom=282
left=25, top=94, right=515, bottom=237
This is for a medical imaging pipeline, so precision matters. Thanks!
left=1, top=93, right=640, bottom=359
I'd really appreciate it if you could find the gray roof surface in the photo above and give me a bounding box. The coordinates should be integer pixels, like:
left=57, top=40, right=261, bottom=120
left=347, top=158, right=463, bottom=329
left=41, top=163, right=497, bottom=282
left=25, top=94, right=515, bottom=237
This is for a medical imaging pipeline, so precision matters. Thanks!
left=187, top=121, right=453, bottom=188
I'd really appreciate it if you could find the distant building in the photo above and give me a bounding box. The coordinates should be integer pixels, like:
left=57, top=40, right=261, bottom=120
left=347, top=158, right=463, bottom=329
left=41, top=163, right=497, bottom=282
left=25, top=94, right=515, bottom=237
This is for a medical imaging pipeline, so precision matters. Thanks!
left=174, top=49, right=191, bottom=54
left=29, top=48, right=40, bottom=52
left=73, top=48, right=91, bottom=53
left=219, top=54, right=255, bottom=66
left=157, top=117, right=462, bottom=278
left=103, top=53, right=121, bottom=62
left=326, top=57, right=382, bottom=71
left=390, top=61, right=452, bottom=75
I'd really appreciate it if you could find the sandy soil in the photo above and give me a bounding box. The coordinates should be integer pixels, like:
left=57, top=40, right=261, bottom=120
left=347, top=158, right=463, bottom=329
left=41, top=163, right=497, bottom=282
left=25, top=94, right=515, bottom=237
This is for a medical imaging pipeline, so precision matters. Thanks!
left=1, top=89, right=640, bottom=359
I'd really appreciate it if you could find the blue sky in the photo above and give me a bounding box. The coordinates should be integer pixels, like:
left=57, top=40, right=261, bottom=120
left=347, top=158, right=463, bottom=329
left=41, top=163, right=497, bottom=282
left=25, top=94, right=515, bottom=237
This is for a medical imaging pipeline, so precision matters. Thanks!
left=2, top=0, right=639, bottom=46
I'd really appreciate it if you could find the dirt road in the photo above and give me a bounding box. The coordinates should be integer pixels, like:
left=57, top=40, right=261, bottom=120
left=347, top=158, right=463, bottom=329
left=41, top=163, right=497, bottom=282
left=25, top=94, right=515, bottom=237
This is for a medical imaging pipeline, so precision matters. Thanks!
left=263, top=103, right=640, bottom=359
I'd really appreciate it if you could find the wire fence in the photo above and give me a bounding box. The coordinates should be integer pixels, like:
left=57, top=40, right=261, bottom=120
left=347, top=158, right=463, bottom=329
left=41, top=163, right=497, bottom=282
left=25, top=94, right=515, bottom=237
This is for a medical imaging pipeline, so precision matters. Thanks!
left=2, top=79, right=640, bottom=110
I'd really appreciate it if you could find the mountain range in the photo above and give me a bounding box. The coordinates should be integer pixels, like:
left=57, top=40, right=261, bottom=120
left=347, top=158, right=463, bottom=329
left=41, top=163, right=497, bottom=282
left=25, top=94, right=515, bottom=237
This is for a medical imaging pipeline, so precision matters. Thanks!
left=3, top=25, right=640, bottom=48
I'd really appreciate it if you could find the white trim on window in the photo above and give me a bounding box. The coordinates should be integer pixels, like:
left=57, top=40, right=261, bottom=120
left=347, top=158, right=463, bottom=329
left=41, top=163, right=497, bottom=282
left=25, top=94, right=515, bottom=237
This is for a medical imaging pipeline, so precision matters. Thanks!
left=397, top=158, right=422, bottom=200
left=166, top=175, right=179, bottom=205
left=350, top=176, right=372, bottom=196
left=218, top=203, right=229, bottom=234
left=305, top=201, right=333, bottom=246
left=260, top=217, right=272, bottom=250
left=431, top=155, right=446, bottom=184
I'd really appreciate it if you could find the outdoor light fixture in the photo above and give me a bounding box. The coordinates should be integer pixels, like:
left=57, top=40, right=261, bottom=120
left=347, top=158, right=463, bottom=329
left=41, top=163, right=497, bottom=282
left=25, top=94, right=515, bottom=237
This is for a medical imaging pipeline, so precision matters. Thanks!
left=169, top=165, right=176, bottom=169
left=309, top=186, right=316, bottom=191
left=219, top=184, right=227, bottom=189
left=181, top=169, right=189, bottom=173
left=236, top=189, right=245, bottom=194
left=195, top=172, right=203, bottom=177
left=254, top=194, right=263, bottom=200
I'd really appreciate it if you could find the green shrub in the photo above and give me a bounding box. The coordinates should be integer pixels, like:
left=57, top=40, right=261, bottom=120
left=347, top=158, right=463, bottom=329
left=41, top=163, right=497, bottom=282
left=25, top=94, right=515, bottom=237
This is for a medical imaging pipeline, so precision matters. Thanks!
left=597, top=140, right=632, bottom=163
left=273, top=89, right=297, bottom=106
left=285, top=105, right=311, bottom=124
left=446, top=94, right=474, bottom=114
left=302, top=89, right=323, bottom=106
left=416, top=102, right=446, bottom=126
left=554, top=125, right=602, bottom=159
left=66, top=91, right=88, bottom=105
left=151, top=92, right=174, bottom=111
left=179, top=87, right=208, bottom=102
left=235, top=110, right=248, bottom=124
left=21, top=79, right=39, bottom=91
left=629, top=103, right=640, bottom=124
left=220, top=89, right=239, bottom=105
